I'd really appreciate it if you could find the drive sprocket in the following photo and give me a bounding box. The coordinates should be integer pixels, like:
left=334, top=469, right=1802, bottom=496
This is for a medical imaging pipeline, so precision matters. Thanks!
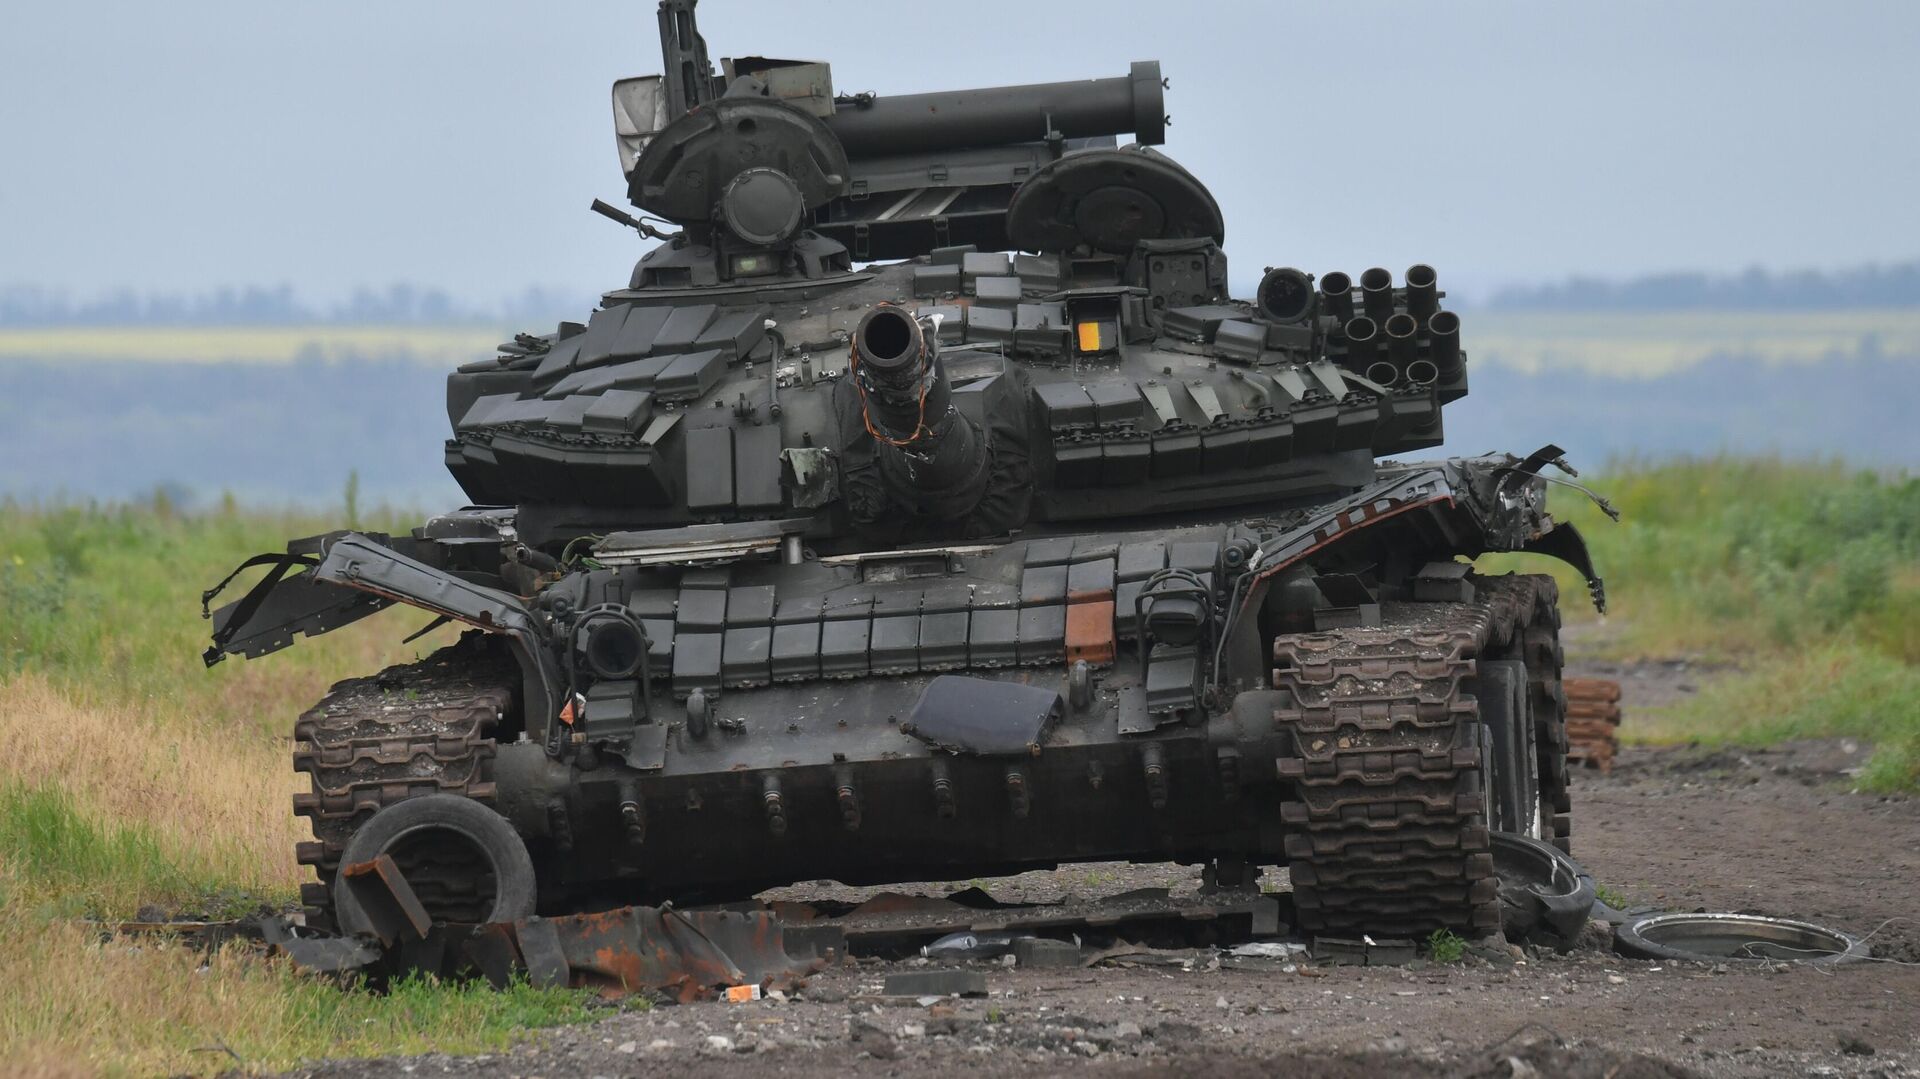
left=290, top=632, right=516, bottom=932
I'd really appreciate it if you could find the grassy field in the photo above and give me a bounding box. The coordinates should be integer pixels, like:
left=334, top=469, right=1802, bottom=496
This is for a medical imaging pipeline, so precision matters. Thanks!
left=0, top=324, right=503, bottom=366
left=3, top=309, right=1918, bottom=374
left=0, top=501, right=596, bottom=1076
left=0, top=457, right=1914, bottom=1072
left=1484, top=457, right=1920, bottom=788
left=1467, top=308, right=1920, bottom=374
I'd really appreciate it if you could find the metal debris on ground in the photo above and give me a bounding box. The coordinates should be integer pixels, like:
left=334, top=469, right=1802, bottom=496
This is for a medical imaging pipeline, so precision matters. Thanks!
left=464, top=906, right=825, bottom=1002
left=770, top=885, right=1282, bottom=954
left=1227, top=941, right=1309, bottom=959
left=882, top=969, right=989, bottom=998
left=1564, top=677, right=1624, bottom=772
left=920, top=931, right=1026, bottom=959
left=1084, top=944, right=1216, bottom=970
left=103, top=875, right=1295, bottom=1000
left=1314, top=936, right=1419, bottom=967
left=1012, top=936, right=1086, bottom=968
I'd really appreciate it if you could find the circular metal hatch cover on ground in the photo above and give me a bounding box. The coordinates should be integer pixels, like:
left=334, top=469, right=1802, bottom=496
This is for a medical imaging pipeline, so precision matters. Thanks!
left=1614, top=911, right=1870, bottom=966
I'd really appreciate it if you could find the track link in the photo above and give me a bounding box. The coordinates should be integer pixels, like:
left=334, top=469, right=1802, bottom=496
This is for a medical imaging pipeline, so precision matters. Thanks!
left=291, top=632, right=516, bottom=931
left=1273, top=575, right=1552, bottom=939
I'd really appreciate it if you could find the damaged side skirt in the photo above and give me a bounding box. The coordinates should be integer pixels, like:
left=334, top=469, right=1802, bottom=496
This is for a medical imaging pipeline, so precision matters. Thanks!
left=203, top=532, right=561, bottom=722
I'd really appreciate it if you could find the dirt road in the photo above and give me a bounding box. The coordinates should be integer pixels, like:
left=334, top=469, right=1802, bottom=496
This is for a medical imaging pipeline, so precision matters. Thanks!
left=284, top=666, right=1920, bottom=1079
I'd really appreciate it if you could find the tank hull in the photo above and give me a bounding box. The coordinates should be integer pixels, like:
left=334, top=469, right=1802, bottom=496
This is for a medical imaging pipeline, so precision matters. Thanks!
left=256, top=457, right=1595, bottom=938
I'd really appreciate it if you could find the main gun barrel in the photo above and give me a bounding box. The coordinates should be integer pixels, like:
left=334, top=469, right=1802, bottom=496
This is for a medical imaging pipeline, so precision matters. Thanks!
left=824, top=61, right=1165, bottom=158
left=851, top=306, right=992, bottom=519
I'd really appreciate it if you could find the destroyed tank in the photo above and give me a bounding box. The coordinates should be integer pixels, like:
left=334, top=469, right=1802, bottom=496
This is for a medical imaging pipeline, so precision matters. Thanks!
left=204, top=0, right=1608, bottom=943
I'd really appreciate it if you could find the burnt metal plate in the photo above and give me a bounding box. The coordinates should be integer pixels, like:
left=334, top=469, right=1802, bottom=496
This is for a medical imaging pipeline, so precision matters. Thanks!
left=339, top=853, right=432, bottom=946
left=903, top=675, right=1062, bottom=755
left=1115, top=684, right=1157, bottom=735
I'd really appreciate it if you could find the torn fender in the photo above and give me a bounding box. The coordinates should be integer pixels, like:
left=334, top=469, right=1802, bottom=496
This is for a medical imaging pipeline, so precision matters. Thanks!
left=202, top=549, right=388, bottom=666
left=204, top=533, right=562, bottom=726
left=311, top=534, right=562, bottom=724
left=1520, top=521, right=1606, bottom=613
left=1234, top=449, right=1609, bottom=617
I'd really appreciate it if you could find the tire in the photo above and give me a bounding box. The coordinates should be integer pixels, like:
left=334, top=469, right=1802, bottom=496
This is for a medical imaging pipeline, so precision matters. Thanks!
left=333, top=794, right=537, bottom=938
left=1491, top=831, right=1595, bottom=950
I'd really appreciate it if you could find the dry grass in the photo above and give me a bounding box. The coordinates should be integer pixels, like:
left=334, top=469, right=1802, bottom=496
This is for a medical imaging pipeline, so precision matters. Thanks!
left=0, top=503, right=596, bottom=1076
left=1469, top=308, right=1920, bottom=374
left=0, top=325, right=502, bottom=366
left=6, top=311, right=1917, bottom=375
left=0, top=892, right=594, bottom=1076
left=0, top=504, right=460, bottom=915
left=0, top=674, right=304, bottom=909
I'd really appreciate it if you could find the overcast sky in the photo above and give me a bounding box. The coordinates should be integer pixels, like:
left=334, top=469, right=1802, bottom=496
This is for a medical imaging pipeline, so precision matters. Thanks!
left=3, top=0, right=1916, bottom=306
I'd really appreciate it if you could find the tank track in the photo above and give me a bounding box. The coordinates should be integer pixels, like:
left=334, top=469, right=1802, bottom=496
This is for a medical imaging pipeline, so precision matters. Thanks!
left=1273, top=574, right=1562, bottom=939
left=1521, top=581, right=1574, bottom=853
left=291, top=633, right=516, bottom=932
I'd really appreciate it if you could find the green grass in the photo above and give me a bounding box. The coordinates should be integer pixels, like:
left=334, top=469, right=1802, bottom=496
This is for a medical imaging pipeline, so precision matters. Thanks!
left=1425, top=929, right=1467, bottom=963
left=1632, top=646, right=1920, bottom=790
left=0, top=492, right=431, bottom=730
left=0, top=496, right=602, bottom=1075
left=1483, top=456, right=1920, bottom=790
left=0, top=894, right=598, bottom=1076
left=0, top=781, right=220, bottom=919
left=239, top=972, right=597, bottom=1068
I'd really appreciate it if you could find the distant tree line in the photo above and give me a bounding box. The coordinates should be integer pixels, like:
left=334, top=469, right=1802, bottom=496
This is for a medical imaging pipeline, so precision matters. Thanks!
left=6, top=343, right=1914, bottom=507
left=1487, top=260, right=1920, bottom=311
left=0, top=283, right=581, bottom=328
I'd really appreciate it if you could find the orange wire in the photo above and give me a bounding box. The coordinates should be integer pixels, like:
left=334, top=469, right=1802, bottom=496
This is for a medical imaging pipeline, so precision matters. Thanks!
left=848, top=313, right=935, bottom=448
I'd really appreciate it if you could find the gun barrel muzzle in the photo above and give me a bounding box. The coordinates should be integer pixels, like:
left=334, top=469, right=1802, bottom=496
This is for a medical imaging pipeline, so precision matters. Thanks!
left=1257, top=267, right=1317, bottom=324
left=854, top=306, right=926, bottom=381
left=850, top=305, right=991, bottom=520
